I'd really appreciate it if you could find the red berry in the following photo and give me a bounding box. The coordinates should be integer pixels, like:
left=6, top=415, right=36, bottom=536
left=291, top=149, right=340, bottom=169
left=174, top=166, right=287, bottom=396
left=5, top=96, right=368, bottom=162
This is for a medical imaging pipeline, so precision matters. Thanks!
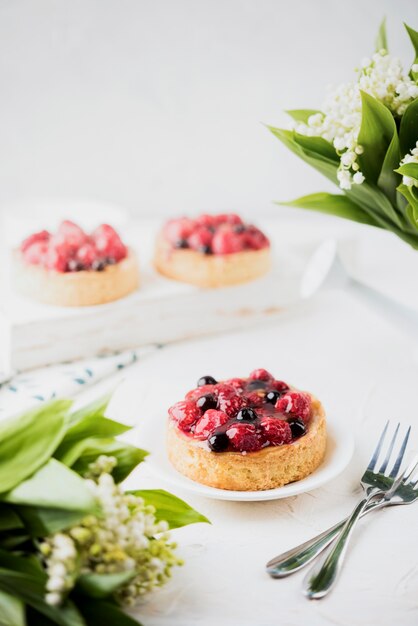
left=226, top=423, right=262, bottom=452
left=245, top=226, right=270, bottom=250
left=187, top=227, right=213, bottom=252
left=224, top=378, right=245, bottom=392
left=216, top=384, right=246, bottom=417
left=76, top=242, right=98, bottom=267
left=185, top=384, right=216, bottom=402
left=23, top=241, right=49, bottom=265
left=195, top=214, right=217, bottom=228
left=215, top=213, right=243, bottom=226
left=57, top=220, right=88, bottom=250
left=273, top=380, right=289, bottom=393
left=260, top=418, right=292, bottom=446
left=21, top=230, right=50, bottom=253
left=44, top=245, right=68, bottom=272
left=194, top=409, right=229, bottom=439
left=246, top=392, right=265, bottom=407
left=168, top=401, right=201, bottom=432
left=276, top=392, right=311, bottom=421
left=211, top=229, right=245, bottom=254
left=164, top=218, right=196, bottom=245
left=91, top=224, right=127, bottom=261
left=249, top=368, right=273, bottom=382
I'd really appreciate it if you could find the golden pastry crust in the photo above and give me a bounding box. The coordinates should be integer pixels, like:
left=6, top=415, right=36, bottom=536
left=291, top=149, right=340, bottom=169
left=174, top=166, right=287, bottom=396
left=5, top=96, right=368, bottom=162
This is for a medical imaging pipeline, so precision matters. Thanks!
left=167, top=395, right=326, bottom=491
left=153, top=235, right=271, bottom=287
left=12, top=248, right=139, bottom=307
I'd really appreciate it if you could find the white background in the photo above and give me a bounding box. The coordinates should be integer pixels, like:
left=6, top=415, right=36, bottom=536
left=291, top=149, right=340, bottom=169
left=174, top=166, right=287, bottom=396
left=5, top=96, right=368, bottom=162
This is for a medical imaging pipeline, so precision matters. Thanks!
left=0, top=0, right=417, bottom=219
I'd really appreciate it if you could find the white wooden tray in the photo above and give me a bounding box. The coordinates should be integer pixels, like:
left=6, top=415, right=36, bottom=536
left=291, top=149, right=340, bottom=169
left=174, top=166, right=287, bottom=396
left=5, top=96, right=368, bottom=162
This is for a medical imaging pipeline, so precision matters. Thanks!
left=0, top=219, right=310, bottom=373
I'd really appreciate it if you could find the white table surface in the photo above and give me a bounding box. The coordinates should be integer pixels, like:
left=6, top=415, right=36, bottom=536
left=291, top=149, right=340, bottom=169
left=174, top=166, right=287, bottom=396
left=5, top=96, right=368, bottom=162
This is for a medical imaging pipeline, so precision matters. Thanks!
left=72, top=282, right=418, bottom=626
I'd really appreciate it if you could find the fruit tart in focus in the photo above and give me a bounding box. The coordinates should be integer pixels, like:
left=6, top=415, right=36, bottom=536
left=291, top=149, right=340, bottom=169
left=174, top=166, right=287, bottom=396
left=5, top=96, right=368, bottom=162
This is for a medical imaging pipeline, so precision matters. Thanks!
left=167, top=369, right=326, bottom=491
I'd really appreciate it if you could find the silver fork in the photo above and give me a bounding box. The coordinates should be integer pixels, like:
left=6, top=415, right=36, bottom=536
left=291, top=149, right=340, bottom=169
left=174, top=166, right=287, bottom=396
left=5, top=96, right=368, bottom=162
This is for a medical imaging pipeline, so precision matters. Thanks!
left=302, top=421, right=411, bottom=599
left=267, top=422, right=411, bottom=578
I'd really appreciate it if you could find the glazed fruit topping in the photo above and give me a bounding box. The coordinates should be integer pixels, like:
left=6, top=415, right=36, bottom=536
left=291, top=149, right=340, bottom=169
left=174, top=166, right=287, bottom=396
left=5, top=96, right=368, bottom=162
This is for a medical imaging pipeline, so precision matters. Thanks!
left=226, top=423, right=263, bottom=452
left=194, top=409, right=229, bottom=439
left=197, top=375, right=218, bottom=387
left=196, top=394, right=218, bottom=412
left=208, top=432, right=230, bottom=452
left=260, top=418, right=292, bottom=446
left=168, top=370, right=312, bottom=453
left=236, top=407, right=258, bottom=422
left=265, top=390, right=282, bottom=404
left=288, top=418, right=307, bottom=439
left=163, top=214, right=269, bottom=255
left=20, top=220, right=128, bottom=273
left=276, top=392, right=311, bottom=421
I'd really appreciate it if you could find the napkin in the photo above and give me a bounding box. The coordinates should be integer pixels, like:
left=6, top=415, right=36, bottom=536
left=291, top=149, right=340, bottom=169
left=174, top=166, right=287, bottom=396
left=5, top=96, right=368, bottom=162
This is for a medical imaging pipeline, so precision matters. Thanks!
left=0, top=345, right=160, bottom=419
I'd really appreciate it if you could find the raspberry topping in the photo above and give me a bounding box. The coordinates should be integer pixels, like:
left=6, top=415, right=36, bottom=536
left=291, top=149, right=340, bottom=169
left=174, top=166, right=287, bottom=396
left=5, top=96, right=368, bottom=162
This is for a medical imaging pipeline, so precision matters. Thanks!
left=249, top=368, right=274, bottom=382
left=276, top=392, right=311, bottom=421
left=162, top=214, right=269, bottom=255
left=194, top=409, right=229, bottom=439
left=226, top=423, right=263, bottom=452
left=19, top=221, right=127, bottom=273
left=260, top=418, right=292, bottom=446
left=168, top=370, right=312, bottom=453
left=168, top=401, right=201, bottom=433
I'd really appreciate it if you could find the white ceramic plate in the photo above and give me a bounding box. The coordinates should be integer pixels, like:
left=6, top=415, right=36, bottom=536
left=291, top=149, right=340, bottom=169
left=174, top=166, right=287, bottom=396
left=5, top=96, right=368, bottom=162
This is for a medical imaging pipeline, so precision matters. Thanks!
left=137, top=411, right=354, bottom=502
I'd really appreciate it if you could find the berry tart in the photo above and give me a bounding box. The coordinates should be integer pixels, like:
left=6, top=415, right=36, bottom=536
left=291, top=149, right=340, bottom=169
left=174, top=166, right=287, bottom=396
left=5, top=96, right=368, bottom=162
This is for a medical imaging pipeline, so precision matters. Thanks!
left=13, top=220, right=139, bottom=306
left=154, top=213, right=271, bottom=287
left=167, top=369, right=326, bottom=491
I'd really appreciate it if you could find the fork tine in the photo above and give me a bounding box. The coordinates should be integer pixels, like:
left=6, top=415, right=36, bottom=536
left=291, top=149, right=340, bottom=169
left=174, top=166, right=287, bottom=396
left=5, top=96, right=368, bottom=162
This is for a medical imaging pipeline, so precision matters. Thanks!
left=368, top=421, right=389, bottom=471
left=378, top=423, right=399, bottom=473
left=387, top=455, right=418, bottom=495
left=388, top=425, right=411, bottom=478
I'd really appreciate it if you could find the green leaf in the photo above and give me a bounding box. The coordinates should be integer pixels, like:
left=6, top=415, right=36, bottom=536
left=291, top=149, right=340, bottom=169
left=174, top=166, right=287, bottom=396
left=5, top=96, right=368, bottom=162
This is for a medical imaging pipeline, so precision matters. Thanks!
left=280, top=192, right=381, bottom=227
left=377, top=127, right=401, bottom=204
left=0, top=400, right=71, bottom=494
left=268, top=127, right=339, bottom=186
left=399, top=98, right=418, bottom=156
left=72, top=441, right=148, bottom=484
left=285, top=109, right=321, bottom=123
left=357, top=91, right=397, bottom=184
left=67, top=394, right=112, bottom=428
left=0, top=506, right=23, bottom=531
left=396, top=162, right=418, bottom=180
left=76, top=571, right=136, bottom=599
left=0, top=568, right=85, bottom=626
left=77, top=599, right=142, bottom=626
left=130, top=489, right=210, bottom=530
left=375, top=17, right=388, bottom=52
left=15, top=506, right=93, bottom=537
left=405, top=23, right=418, bottom=80
left=0, top=590, right=25, bottom=626
left=3, top=460, right=96, bottom=513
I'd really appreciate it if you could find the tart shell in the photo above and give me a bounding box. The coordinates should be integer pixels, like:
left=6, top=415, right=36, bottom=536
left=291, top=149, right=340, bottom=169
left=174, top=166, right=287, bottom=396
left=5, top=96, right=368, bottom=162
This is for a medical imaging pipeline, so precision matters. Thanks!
left=167, top=395, right=326, bottom=491
left=13, top=248, right=139, bottom=307
left=154, top=235, right=271, bottom=288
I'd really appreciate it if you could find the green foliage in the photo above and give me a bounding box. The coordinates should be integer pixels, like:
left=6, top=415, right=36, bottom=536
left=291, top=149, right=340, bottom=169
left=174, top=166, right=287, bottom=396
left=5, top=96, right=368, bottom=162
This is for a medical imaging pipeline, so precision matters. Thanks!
left=132, top=489, right=210, bottom=529
left=269, top=21, right=418, bottom=250
left=0, top=395, right=208, bottom=626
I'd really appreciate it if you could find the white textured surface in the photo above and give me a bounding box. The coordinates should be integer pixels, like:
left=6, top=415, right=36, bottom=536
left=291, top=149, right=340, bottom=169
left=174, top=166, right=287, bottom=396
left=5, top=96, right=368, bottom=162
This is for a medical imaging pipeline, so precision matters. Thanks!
left=75, top=288, right=418, bottom=626
left=0, top=0, right=416, bottom=215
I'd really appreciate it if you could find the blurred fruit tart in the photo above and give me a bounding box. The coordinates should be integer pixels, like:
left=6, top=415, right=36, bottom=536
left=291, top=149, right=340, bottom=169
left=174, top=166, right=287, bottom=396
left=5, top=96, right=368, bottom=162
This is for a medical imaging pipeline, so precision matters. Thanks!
left=13, top=220, right=139, bottom=306
left=167, top=369, right=326, bottom=491
left=154, top=213, right=271, bottom=287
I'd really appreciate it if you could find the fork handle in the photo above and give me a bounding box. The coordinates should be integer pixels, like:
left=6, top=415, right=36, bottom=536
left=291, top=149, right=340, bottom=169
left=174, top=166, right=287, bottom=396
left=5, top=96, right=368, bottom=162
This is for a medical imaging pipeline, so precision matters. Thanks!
left=266, top=498, right=385, bottom=578
left=302, top=495, right=372, bottom=599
